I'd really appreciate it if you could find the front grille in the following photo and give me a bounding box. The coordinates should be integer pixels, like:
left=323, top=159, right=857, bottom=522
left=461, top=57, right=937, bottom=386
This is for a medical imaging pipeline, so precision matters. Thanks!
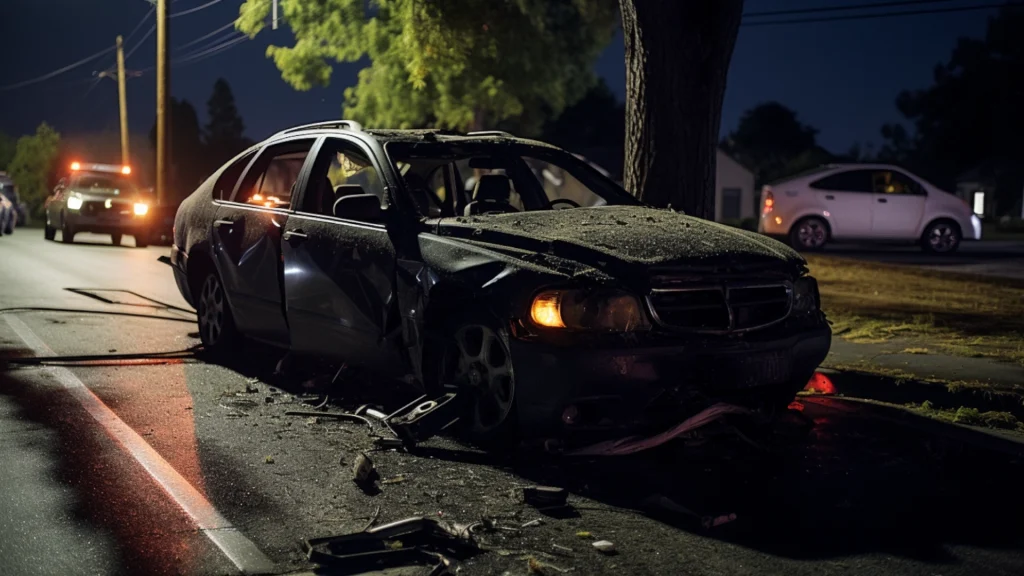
left=82, top=200, right=131, bottom=218
left=647, top=282, right=792, bottom=333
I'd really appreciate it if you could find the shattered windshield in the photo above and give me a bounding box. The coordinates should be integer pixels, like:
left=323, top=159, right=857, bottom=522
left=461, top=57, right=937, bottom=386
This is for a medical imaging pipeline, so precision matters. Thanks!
left=384, top=142, right=639, bottom=218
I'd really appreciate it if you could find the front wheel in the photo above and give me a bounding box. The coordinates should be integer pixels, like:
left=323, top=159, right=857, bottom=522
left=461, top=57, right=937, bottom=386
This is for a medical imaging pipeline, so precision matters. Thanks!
left=921, top=221, right=960, bottom=254
left=196, top=271, right=241, bottom=357
left=134, top=233, right=148, bottom=248
left=435, top=319, right=517, bottom=444
left=789, top=217, right=828, bottom=251
left=112, top=233, right=123, bottom=246
left=44, top=222, right=56, bottom=241
left=61, top=216, right=75, bottom=244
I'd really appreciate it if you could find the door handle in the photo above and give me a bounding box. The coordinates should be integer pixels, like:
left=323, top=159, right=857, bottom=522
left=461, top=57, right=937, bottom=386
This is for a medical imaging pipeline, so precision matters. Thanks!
left=824, top=195, right=835, bottom=200
left=283, top=230, right=308, bottom=242
left=877, top=198, right=888, bottom=203
left=213, top=219, right=235, bottom=228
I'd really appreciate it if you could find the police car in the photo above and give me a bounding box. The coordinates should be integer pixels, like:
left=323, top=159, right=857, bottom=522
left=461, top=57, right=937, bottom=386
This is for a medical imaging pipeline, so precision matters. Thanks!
left=44, top=162, right=150, bottom=247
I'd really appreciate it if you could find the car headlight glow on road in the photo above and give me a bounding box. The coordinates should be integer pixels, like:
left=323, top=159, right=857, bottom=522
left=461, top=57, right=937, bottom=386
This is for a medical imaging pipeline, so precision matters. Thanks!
left=134, top=202, right=149, bottom=216
left=531, top=289, right=650, bottom=331
left=67, top=195, right=83, bottom=210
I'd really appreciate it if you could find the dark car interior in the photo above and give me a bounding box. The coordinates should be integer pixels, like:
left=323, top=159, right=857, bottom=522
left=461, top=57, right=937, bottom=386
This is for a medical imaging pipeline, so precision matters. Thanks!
left=385, top=143, right=639, bottom=219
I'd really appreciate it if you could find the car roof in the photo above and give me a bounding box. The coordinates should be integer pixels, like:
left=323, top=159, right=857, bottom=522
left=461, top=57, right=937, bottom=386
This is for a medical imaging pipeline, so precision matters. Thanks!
left=267, top=121, right=558, bottom=150
left=771, top=162, right=914, bottom=185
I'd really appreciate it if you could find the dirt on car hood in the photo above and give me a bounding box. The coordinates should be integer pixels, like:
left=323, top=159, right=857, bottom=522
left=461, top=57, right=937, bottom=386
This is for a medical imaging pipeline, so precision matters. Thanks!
left=435, top=205, right=803, bottom=272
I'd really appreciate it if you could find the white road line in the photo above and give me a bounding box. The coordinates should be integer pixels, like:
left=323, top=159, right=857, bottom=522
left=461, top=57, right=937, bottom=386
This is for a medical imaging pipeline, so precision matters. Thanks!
left=3, top=315, right=276, bottom=575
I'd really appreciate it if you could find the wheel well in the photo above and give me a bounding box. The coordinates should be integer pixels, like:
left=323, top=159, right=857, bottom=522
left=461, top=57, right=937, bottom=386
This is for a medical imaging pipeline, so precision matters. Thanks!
left=921, top=217, right=961, bottom=238
left=789, top=215, right=832, bottom=239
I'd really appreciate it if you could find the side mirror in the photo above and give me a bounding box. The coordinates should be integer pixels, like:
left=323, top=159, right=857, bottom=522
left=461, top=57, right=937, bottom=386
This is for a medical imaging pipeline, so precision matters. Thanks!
left=334, top=193, right=382, bottom=222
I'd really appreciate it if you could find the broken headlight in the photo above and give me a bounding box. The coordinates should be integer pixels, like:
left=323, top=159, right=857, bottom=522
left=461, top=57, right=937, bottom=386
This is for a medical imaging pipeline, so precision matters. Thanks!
left=530, top=289, right=650, bottom=331
left=792, top=277, right=820, bottom=313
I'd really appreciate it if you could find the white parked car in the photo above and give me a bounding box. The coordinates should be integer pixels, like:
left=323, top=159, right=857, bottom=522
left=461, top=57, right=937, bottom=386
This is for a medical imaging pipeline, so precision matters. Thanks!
left=759, top=164, right=982, bottom=253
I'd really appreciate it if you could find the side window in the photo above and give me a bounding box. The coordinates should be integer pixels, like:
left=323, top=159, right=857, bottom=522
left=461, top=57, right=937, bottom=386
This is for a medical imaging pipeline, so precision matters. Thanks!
left=873, top=171, right=923, bottom=195
left=212, top=151, right=255, bottom=200
left=301, top=138, right=386, bottom=216
left=232, top=139, right=315, bottom=207
left=523, top=156, right=606, bottom=208
left=809, top=170, right=873, bottom=193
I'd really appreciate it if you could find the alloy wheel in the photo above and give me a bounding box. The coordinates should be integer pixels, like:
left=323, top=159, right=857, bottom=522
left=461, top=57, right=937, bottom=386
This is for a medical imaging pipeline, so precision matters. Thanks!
left=442, top=324, right=515, bottom=434
left=198, top=275, right=226, bottom=346
left=796, top=219, right=827, bottom=249
left=928, top=223, right=958, bottom=253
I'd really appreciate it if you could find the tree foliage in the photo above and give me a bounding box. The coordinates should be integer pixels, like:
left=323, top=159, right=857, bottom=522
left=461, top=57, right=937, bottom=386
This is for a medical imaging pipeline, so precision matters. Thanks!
left=204, top=78, right=253, bottom=172
left=879, top=6, right=1024, bottom=208
left=8, top=123, right=60, bottom=215
left=721, top=101, right=822, bottom=186
left=237, top=0, right=618, bottom=133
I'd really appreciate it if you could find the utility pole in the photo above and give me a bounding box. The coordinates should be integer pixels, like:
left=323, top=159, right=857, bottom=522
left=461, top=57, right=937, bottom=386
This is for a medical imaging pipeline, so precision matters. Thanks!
left=115, top=35, right=130, bottom=167
left=156, top=0, right=168, bottom=206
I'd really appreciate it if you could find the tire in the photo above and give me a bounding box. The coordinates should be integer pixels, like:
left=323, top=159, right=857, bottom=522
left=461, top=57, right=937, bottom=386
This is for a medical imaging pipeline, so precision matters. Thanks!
left=921, top=220, right=961, bottom=254
left=135, top=233, right=149, bottom=248
left=429, top=315, right=518, bottom=445
left=61, top=215, right=75, bottom=244
left=44, top=222, right=56, bottom=241
left=789, top=217, right=829, bottom=251
left=112, top=233, right=123, bottom=246
left=196, top=270, right=242, bottom=358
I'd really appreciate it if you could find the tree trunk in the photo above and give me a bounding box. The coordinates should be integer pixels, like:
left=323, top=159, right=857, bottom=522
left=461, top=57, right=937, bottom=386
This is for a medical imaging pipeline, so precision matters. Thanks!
left=620, top=0, right=743, bottom=218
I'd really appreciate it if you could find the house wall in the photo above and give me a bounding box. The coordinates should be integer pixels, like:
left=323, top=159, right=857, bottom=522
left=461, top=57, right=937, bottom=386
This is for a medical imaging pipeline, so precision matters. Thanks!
left=714, top=149, right=755, bottom=222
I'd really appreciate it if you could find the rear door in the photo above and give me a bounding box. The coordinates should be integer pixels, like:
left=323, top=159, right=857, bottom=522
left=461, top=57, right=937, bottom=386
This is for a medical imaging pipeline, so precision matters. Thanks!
left=212, top=138, right=316, bottom=346
left=869, top=170, right=927, bottom=239
left=281, top=136, right=404, bottom=375
left=807, top=169, right=874, bottom=238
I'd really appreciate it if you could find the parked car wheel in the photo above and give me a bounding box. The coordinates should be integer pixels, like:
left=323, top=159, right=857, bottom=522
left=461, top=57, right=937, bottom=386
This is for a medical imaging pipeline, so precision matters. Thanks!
left=44, top=222, right=56, bottom=241
left=789, top=217, right=829, bottom=251
left=196, top=271, right=241, bottom=357
left=3, top=221, right=12, bottom=235
left=61, top=215, right=75, bottom=244
left=135, top=233, right=149, bottom=248
left=921, top=220, right=960, bottom=254
left=434, top=317, right=518, bottom=444
left=112, top=233, right=123, bottom=246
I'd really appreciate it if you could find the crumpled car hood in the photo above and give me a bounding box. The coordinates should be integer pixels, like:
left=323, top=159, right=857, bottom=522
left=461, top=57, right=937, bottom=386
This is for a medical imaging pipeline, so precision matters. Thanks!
left=435, top=205, right=803, bottom=271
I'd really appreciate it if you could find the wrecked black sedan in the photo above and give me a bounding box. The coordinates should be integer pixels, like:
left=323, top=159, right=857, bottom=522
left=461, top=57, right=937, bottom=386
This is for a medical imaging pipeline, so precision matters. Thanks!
left=169, top=121, right=830, bottom=442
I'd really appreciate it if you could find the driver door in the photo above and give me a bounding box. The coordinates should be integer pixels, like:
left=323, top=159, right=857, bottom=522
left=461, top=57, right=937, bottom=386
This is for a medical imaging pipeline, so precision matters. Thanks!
left=281, top=136, right=404, bottom=375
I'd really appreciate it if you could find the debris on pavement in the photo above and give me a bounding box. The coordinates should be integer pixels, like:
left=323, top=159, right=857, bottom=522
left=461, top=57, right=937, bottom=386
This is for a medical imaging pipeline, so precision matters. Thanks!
left=386, top=393, right=463, bottom=446
left=374, top=437, right=407, bottom=450
left=382, top=474, right=408, bottom=485
left=567, top=403, right=752, bottom=456
left=284, top=410, right=374, bottom=428
left=352, top=452, right=378, bottom=486
left=304, top=516, right=480, bottom=574
left=575, top=531, right=592, bottom=539
left=521, top=519, right=544, bottom=528
left=641, top=493, right=738, bottom=531
left=523, top=486, right=568, bottom=509
left=592, top=540, right=616, bottom=554
left=264, top=456, right=275, bottom=464
left=527, top=556, right=572, bottom=574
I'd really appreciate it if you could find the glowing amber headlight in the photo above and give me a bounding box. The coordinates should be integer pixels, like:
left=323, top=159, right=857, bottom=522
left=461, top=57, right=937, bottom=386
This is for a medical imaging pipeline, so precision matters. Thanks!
left=133, top=202, right=149, bottom=216
left=530, top=289, right=649, bottom=332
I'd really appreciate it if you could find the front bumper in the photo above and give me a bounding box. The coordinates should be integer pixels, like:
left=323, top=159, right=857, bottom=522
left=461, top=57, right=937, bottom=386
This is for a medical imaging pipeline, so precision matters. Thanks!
left=511, top=319, right=831, bottom=438
left=65, top=211, right=148, bottom=234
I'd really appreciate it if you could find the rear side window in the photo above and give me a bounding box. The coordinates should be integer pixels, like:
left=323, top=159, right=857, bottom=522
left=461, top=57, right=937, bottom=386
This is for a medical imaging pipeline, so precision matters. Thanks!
left=213, top=151, right=255, bottom=200
left=232, top=139, right=315, bottom=208
left=809, top=170, right=873, bottom=193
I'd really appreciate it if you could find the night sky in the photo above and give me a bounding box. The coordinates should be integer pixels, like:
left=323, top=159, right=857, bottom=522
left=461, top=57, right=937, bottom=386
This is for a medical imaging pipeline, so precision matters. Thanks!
left=0, top=0, right=994, bottom=160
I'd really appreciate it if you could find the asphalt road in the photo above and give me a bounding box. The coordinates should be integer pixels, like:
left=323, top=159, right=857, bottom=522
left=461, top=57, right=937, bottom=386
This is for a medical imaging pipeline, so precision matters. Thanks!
left=824, top=240, right=1024, bottom=280
left=2, top=230, right=1024, bottom=575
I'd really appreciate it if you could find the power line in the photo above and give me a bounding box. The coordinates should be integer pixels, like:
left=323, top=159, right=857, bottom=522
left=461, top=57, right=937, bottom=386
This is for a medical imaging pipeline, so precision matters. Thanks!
left=177, top=20, right=239, bottom=50
left=176, top=29, right=243, bottom=57
left=170, top=0, right=225, bottom=18
left=744, top=0, right=957, bottom=18
left=0, top=45, right=117, bottom=92
left=125, top=25, right=157, bottom=62
left=124, top=6, right=156, bottom=43
left=742, top=1, right=1022, bottom=26
left=174, top=34, right=249, bottom=65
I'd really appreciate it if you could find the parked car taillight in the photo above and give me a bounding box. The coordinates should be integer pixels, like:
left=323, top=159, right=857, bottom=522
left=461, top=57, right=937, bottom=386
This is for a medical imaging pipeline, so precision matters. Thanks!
left=762, top=187, right=774, bottom=214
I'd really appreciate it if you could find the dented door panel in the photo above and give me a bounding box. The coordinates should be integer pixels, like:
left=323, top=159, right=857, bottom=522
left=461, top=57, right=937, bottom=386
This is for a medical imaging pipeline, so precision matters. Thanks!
left=282, top=214, right=403, bottom=375
left=212, top=203, right=290, bottom=345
